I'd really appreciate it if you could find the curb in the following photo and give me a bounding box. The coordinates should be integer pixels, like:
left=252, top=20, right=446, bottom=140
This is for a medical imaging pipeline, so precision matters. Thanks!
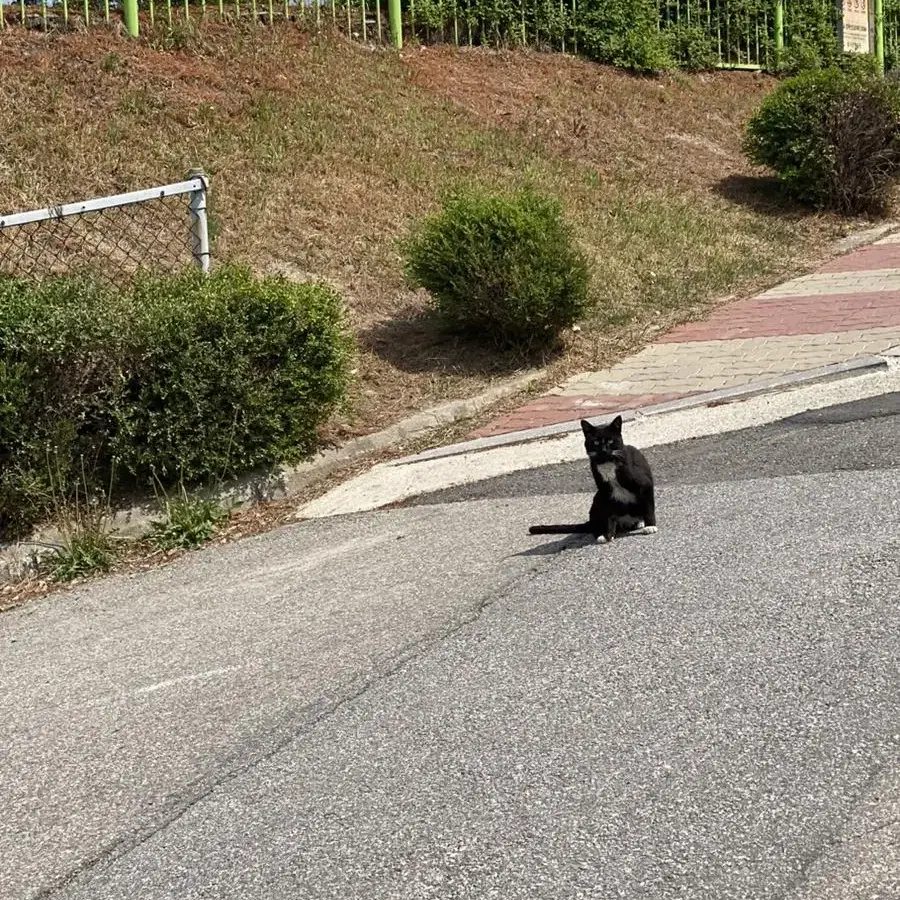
left=209, top=364, right=548, bottom=510
left=389, top=354, right=892, bottom=466
left=830, top=222, right=899, bottom=255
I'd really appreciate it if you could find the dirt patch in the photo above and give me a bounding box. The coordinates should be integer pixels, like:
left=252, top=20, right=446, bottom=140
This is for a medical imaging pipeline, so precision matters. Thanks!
left=403, top=46, right=774, bottom=187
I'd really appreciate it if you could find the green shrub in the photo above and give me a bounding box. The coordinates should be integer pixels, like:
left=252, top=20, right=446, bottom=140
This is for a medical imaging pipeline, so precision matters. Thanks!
left=666, top=23, right=719, bottom=71
left=779, top=0, right=840, bottom=73
left=0, top=265, right=352, bottom=538
left=886, top=44, right=900, bottom=74
left=835, top=52, right=883, bottom=80
left=114, top=266, right=352, bottom=480
left=743, top=68, right=900, bottom=214
left=0, top=275, right=128, bottom=536
left=778, top=39, right=827, bottom=75
left=578, top=0, right=673, bottom=72
left=403, top=187, right=591, bottom=353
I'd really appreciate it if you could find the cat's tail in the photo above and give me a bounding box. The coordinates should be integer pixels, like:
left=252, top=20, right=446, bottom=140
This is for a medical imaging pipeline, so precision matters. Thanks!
left=528, top=523, right=593, bottom=535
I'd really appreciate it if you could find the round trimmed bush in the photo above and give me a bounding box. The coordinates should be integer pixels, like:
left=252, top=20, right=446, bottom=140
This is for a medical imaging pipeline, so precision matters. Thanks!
left=743, top=67, right=900, bottom=214
left=403, top=187, right=591, bottom=353
left=115, top=265, right=353, bottom=481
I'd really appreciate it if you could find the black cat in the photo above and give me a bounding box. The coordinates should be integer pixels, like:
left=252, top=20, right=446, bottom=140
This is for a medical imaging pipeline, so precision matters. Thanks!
left=529, top=416, right=657, bottom=544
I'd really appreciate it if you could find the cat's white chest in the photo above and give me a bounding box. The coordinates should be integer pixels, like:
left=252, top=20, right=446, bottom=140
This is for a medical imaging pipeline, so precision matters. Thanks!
left=595, top=461, right=636, bottom=502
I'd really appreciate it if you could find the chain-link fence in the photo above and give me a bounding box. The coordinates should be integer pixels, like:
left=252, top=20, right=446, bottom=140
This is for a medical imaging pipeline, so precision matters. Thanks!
left=0, top=172, right=211, bottom=290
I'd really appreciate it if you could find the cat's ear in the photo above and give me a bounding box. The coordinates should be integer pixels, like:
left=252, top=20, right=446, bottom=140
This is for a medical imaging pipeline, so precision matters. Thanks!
left=609, top=415, right=623, bottom=432
left=580, top=419, right=595, bottom=436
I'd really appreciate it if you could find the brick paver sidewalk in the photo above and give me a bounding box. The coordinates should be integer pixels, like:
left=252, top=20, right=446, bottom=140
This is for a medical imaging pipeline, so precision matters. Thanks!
left=472, top=232, right=900, bottom=438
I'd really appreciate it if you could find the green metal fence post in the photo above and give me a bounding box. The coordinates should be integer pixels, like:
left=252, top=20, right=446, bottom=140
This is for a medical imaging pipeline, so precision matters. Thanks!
left=389, top=0, right=402, bottom=46
left=875, top=0, right=885, bottom=72
left=123, top=0, right=139, bottom=34
left=774, top=0, right=784, bottom=67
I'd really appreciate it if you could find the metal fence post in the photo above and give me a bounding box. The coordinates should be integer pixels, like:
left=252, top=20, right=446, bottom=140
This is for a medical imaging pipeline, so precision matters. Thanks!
left=122, top=0, right=139, bottom=35
left=774, top=0, right=784, bottom=67
left=187, top=168, right=211, bottom=274
left=389, top=0, right=403, bottom=48
left=875, top=0, right=886, bottom=72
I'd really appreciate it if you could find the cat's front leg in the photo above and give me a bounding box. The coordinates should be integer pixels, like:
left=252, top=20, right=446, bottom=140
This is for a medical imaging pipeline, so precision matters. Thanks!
left=596, top=518, right=618, bottom=545
left=636, top=492, right=657, bottom=534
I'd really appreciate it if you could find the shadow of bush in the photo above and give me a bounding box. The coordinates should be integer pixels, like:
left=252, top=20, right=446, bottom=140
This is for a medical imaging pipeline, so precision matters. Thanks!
left=713, top=173, right=817, bottom=218
left=360, top=303, right=563, bottom=378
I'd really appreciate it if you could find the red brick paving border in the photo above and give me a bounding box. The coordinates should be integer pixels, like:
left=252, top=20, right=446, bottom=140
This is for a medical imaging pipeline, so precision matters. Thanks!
left=657, top=291, right=900, bottom=343
left=817, top=243, right=900, bottom=273
left=469, top=392, right=690, bottom=438
left=471, top=237, right=900, bottom=438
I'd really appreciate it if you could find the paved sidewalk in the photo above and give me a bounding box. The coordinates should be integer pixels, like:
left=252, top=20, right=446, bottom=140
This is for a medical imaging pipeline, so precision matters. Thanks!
left=472, top=232, right=900, bottom=438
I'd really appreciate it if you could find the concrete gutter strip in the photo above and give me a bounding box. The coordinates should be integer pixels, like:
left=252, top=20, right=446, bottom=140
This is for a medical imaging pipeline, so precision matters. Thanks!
left=830, top=222, right=898, bottom=254
left=206, top=366, right=546, bottom=510
left=391, top=354, right=891, bottom=467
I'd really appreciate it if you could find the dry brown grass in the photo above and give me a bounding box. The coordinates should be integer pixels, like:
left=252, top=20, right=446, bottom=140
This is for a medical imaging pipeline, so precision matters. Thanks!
left=0, top=24, right=859, bottom=447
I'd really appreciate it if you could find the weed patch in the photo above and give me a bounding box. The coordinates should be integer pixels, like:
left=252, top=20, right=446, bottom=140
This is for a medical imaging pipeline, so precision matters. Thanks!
left=149, top=483, right=227, bottom=551
left=46, top=458, right=121, bottom=583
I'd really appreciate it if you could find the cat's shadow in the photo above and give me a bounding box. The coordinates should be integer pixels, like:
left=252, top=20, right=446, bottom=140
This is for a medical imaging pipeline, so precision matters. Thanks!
left=514, top=535, right=595, bottom=557
left=513, top=526, right=658, bottom=558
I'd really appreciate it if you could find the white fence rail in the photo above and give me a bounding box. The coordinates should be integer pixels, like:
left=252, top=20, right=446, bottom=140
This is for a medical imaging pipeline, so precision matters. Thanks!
left=0, top=170, right=211, bottom=286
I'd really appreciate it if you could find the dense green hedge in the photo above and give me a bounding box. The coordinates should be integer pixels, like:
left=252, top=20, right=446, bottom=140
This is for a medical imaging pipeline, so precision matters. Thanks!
left=0, top=265, right=352, bottom=537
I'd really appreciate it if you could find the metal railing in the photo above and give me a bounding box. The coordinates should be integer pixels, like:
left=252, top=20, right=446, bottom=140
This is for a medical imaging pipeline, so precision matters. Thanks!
left=0, top=172, right=211, bottom=288
left=0, top=0, right=888, bottom=71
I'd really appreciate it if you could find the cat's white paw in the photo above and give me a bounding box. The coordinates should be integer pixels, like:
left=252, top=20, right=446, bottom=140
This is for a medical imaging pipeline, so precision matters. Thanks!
left=637, top=525, right=658, bottom=535
left=595, top=535, right=608, bottom=544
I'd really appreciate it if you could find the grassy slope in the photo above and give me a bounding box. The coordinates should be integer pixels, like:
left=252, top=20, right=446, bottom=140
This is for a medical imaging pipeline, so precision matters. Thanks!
left=0, top=25, right=851, bottom=443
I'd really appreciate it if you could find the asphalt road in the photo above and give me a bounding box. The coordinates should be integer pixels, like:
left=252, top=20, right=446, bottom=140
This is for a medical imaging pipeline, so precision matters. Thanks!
left=2, top=392, right=899, bottom=899
left=400, top=390, right=900, bottom=507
